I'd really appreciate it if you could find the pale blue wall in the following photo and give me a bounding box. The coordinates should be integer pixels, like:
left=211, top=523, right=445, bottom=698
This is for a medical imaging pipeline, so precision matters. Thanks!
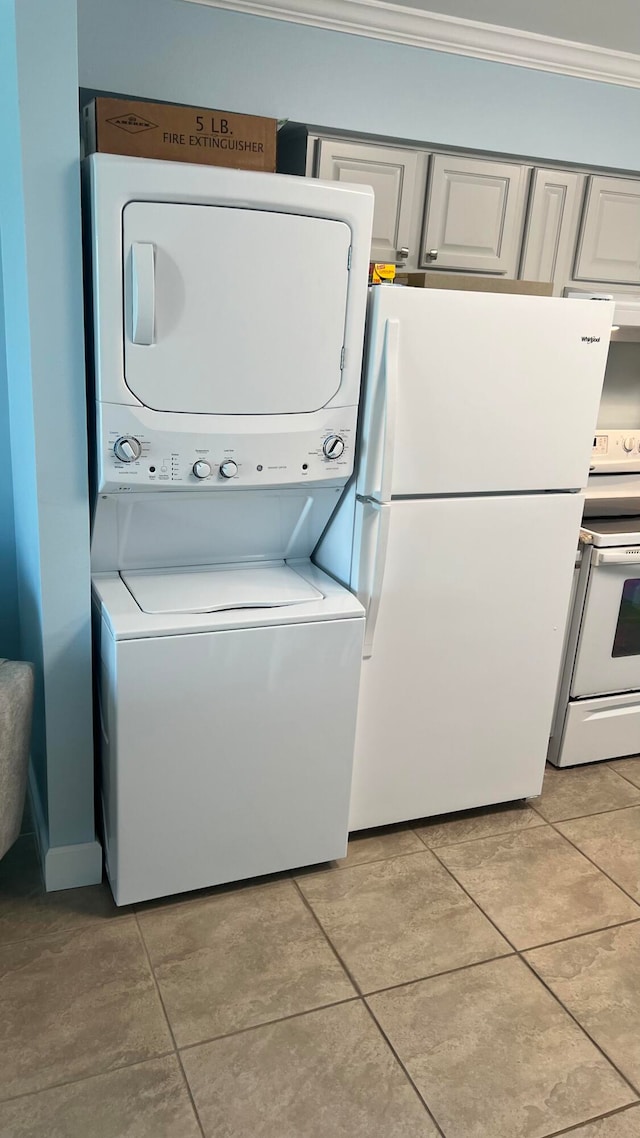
left=0, top=240, right=20, bottom=660
left=77, top=0, right=640, bottom=171
left=0, top=0, right=96, bottom=856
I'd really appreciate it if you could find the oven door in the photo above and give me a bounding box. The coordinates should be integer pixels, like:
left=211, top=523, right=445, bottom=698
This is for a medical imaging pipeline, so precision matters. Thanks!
left=572, top=545, right=640, bottom=697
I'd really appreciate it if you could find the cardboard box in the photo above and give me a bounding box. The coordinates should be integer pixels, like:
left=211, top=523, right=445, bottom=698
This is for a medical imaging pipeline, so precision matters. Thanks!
left=394, top=272, right=554, bottom=297
left=82, top=97, right=276, bottom=173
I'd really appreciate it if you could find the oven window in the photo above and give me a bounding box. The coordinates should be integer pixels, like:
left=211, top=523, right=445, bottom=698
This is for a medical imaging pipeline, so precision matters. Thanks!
left=612, top=578, right=640, bottom=657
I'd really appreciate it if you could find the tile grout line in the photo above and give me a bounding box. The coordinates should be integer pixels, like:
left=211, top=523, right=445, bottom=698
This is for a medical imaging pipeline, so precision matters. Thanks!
left=132, top=869, right=294, bottom=920
left=0, top=1051, right=177, bottom=1108
left=428, top=823, right=640, bottom=953
left=290, top=877, right=447, bottom=1137
left=361, top=949, right=516, bottom=999
left=176, top=996, right=363, bottom=1054
left=542, top=814, right=640, bottom=910
left=427, top=844, right=519, bottom=952
left=298, top=845, right=449, bottom=882
left=530, top=798, right=640, bottom=825
left=429, top=838, right=640, bottom=1107
left=519, top=952, right=640, bottom=1103
left=411, top=817, right=547, bottom=852
left=290, top=876, right=364, bottom=996
left=361, top=998, right=447, bottom=1138
left=132, top=913, right=207, bottom=1138
left=605, top=767, right=640, bottom=792
left=520, top=915, right=640, bottom=954
left=540, top=1099, right=640, bottom=1137
left=0, top=910, right=138, bottom=952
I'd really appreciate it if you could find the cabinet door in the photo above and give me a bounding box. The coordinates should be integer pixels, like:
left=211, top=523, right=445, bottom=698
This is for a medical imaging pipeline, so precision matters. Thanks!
left=316, top=139, right=420, bottom=264
left=575, top=175, right=640, bottom=284
left=421, top=154, right=529, bottom=274
left=520, top=169, right=585, bottom=294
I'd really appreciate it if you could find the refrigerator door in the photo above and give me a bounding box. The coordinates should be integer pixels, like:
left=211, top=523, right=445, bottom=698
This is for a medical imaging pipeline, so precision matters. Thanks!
left=349, top=491, right=584, bottom=830
left=357, top=288, right=613, bottom=499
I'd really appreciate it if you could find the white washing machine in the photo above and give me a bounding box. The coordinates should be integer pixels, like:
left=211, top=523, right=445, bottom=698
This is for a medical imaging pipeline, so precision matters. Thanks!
left=86, top=155, right=373, bottom=904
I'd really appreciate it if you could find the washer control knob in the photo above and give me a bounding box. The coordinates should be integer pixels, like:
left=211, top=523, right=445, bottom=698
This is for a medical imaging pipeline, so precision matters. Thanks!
left=192, top=460, right=212, bottom=480
left=114, top=436, right=142, bottom=463
left=624, top=437, right=636, bottom=452
left=219, top=459, right=238, bottom=479
left=323, top=434, right=345, bottom=460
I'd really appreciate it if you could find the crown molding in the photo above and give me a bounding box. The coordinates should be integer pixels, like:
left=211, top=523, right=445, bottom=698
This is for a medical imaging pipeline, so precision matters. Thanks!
left=182, top=0, right=640, bottom=88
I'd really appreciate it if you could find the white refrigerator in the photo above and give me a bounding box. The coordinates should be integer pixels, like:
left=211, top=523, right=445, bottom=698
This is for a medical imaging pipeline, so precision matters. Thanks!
left=317, top=286, right=613, bottom=831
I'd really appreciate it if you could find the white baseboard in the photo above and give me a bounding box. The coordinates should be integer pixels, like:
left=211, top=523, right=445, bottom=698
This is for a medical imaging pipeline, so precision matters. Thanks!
left=43, top=840, right=103, bottom=891
left=28, top=765, right=103, bottom=891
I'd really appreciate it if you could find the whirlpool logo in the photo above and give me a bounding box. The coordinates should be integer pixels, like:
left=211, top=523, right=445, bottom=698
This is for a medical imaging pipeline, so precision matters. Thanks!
left=581, top=336, right=601, bottom=343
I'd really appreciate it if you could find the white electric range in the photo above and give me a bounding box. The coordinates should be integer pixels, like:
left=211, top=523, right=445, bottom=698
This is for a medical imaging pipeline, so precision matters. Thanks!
left=549, top=428, right=640, bottom=766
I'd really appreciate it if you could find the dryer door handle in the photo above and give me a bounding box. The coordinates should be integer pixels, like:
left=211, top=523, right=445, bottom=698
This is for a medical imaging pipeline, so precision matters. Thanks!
left=131, top=242, right=156, bottom=345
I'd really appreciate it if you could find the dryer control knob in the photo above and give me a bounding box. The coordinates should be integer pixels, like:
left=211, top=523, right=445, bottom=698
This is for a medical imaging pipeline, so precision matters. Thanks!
left=624, top=437, right=636, bottom=452
left=219, top=459, right=238, bottom=479
left=323, top=434, right=345, bottom=460
left=114, top=436, right=142, bottom=463
left=192, top=460, right=212, bottom=480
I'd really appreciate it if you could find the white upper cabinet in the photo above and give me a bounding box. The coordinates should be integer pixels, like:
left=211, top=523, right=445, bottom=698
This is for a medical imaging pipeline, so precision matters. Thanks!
left=575, top=176, right=640, bottom=285
left=316, top=139, right=421, bottom=265
left=421, top=154, right=530, bottom=274
left=520, top=169, right=585, bottom=294
left=277, top=122, right=640, bottom=295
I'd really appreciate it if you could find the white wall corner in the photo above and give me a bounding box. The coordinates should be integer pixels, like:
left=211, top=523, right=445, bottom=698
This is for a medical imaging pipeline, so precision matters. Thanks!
left=28, top=765, right=103, bottom=891
left=181, top=0, right=640, bottom=89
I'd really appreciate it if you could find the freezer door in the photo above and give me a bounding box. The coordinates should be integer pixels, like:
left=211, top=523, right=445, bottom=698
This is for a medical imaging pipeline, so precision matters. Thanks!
left=122, top=202, right=350, bottom=415
left=357, top=287, right=613, bottom=498
left=349, top=492, right=584, bottom=830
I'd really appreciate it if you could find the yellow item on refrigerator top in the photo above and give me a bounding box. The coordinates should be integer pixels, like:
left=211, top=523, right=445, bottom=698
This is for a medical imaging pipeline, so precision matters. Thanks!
left=369, top=263, right=396, bottom=284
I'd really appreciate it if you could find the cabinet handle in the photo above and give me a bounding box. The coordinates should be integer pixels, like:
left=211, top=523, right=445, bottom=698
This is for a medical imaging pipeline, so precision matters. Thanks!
left=425, top=249, right=438, bottom=261
left=396, top=246, right=409, bottom=261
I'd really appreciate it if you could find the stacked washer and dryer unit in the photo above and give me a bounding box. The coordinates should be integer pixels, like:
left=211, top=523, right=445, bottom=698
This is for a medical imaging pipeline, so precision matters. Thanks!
left=87, top=154, right=373, bottom=905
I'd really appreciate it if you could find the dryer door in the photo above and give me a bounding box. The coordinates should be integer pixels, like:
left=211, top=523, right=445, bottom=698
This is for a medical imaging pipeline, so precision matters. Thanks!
left=122, top=202, right=351, bottom=415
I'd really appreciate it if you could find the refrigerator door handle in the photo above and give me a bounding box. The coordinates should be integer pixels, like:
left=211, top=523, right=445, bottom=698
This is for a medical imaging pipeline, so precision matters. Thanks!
left=362, top=318, right=400, bottom=504
left=357, top=501, right=391, bottom=659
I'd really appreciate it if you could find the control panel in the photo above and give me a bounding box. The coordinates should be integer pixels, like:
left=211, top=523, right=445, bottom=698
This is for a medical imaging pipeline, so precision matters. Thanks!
left=591, top=429, right=640, bottom=474
left=97, top=404, right=358, bottom=493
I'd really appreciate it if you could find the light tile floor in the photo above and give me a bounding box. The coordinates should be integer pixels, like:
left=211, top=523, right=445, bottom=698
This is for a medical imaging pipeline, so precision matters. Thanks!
left=3, top=760, right=640, bottom=1136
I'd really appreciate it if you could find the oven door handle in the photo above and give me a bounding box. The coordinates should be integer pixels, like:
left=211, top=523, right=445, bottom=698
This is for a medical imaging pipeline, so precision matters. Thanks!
left=593, top=548, right=640, bottom=566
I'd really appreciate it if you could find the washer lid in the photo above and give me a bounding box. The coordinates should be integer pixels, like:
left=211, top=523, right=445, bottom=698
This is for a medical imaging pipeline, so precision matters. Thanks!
left=121, top=563, right=323, bottom=615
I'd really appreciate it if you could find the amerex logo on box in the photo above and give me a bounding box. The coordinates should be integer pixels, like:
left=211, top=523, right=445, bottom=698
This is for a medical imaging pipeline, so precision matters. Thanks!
left=106, top=113, right=158, bottom=135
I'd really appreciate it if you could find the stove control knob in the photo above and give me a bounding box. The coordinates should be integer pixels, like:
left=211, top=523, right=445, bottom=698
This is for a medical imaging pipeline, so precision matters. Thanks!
left=624, top=437, right=636, bottom=452
left=192, top=460, right=212, bottom=480
left=114, top=436, right=141, bottom=463
left=219, top=459, right=238, bottom=479
left=323, top=434, right=345, bottom=460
